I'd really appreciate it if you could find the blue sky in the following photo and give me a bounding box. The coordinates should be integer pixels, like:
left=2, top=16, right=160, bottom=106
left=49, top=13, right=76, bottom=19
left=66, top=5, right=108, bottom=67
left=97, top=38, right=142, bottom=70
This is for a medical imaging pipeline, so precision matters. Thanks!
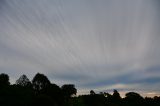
left=0, top=0, right=160, bottom=96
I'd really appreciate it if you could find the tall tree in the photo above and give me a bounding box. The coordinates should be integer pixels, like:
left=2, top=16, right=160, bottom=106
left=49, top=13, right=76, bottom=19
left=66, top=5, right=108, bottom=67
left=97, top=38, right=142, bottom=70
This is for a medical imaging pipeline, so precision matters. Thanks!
left=32, top=73, right=51, bottom=92
left=112, top=89, right=121, bottom=100
left=0, top=73, right=10, bottom=87
left=111, top=89, right=122, bottom=105
left=16, top=74, right=31, bottom=87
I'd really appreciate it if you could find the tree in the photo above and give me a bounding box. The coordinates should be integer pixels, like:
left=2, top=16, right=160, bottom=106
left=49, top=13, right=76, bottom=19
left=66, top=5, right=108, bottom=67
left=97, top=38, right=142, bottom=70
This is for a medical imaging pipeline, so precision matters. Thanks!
left=0, top=73, right=10, bottom=87
left=16, top=74, right=31, bottom=87
left=90, top=90, right=95, bottom=95
left=42, top=84, right=64, bottom=105
left=111, top=89, right=122, bottom=105
left=112, top=89, right=121, bottom=100
left=32, top=73, right=51, bottom=92
left=61, top=84, right=77, bottom=98
left=125, top=92, right=143, bottom=100
left=124, top=92, right=144, bottom=106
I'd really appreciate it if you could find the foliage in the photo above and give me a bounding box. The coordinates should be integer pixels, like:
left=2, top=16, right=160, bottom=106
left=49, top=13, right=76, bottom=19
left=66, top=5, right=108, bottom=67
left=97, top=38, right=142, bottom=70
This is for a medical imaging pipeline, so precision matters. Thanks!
left=16, top=74, right=31, bottom=87
left=62, top=84, right=77, bottom=98
left=0, top=73, right=10, bottom=87
left=32, top=73, right=51, bottom=92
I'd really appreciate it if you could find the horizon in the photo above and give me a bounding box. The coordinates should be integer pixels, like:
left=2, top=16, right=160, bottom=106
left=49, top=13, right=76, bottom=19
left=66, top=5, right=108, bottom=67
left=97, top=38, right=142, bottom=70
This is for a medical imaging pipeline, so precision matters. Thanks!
left=4, top=72, right=160, bottom=97
left=0, top=0, right=160, bottom=97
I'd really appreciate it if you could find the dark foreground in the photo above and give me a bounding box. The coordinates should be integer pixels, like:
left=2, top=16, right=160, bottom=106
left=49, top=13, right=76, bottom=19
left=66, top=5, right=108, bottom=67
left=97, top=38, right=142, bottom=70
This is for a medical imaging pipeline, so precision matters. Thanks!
left=0, top=73, right=160, bottom=106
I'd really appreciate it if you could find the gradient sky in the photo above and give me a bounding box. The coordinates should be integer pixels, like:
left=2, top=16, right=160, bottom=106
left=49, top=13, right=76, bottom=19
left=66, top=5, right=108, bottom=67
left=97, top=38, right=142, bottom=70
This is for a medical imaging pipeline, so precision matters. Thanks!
left=0, top=0, right=160, bottom=97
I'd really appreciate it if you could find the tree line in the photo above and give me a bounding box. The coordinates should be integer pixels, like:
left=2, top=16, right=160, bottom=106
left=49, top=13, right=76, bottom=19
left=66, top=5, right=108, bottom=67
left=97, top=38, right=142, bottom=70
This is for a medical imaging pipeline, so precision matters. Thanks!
left=0, top=73, right=160, bottom=106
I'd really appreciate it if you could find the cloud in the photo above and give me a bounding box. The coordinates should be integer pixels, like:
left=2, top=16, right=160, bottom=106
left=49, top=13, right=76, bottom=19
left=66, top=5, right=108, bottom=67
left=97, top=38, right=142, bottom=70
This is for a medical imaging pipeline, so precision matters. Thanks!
left=0, top=0, right=160, bottom=96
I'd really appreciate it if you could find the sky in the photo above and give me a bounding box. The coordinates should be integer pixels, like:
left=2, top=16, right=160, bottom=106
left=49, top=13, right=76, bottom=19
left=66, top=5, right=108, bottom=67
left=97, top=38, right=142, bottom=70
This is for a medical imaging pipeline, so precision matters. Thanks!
left=0, top=0, right=160, bottom=97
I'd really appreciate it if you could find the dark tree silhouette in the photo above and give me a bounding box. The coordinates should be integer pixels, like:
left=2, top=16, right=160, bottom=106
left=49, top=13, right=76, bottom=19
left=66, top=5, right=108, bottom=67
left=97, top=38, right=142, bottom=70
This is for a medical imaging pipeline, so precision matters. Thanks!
left=0, top=73, right=160, bottom=106
left=111, top=90, right=122, bottom=105
left=125, top=92, right=143, bottom=100
left=42, top=83, right=64, bottom=106
left=113, top=89, right=121, bottom=100
left=16, top=74, right=31, bottom=87
left=62, top=84, right=77, bottom=98
left=104, top=92, right=112, bottom=98
left=0, top=73, right=10, bottom=87
left=124, top=92, right=144, bottom=106
left=32, top=73, right=51, bottom=92
left=90, top=90, right=95, bottom=95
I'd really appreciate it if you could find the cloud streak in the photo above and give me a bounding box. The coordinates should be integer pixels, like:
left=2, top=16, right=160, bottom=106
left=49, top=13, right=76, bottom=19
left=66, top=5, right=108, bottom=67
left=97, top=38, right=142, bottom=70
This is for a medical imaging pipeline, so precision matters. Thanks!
left=0, top=0, right=160, bottom=96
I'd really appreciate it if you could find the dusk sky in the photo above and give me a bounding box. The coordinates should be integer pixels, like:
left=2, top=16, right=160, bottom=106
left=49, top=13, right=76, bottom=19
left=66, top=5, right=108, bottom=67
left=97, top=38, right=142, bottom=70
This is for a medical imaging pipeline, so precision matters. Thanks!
left=0, top=0, right=160, bottom=97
